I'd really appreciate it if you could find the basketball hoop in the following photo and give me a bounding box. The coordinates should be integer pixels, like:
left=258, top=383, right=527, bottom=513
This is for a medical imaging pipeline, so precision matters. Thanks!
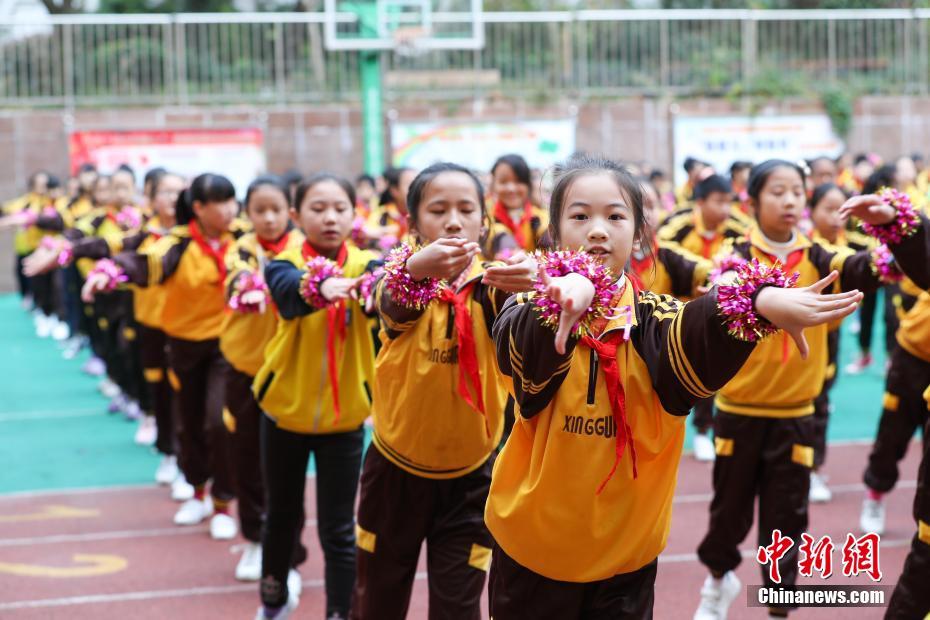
left=392, top=25, right=431, bottom=58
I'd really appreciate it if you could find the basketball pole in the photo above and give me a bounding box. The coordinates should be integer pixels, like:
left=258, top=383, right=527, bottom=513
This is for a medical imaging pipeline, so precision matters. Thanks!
left=350, top=1, right=386, bottom=177
left=360, top=51, right=385, bottom=177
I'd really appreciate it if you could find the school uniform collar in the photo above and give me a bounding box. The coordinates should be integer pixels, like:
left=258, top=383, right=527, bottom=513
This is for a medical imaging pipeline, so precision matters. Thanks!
left=811, top=229, right=846, bottom=247
left=693, top=209, right=718, bottom=239
left=449, top=257, right=486, bottom=293
left=748, top=226, right=810, bottom=255
left=600, top=275, right=639, bottom=337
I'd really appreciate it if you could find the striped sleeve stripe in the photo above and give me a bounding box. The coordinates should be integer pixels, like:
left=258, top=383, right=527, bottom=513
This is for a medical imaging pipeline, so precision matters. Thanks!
left=146, top=251, right=162, bottom=287
left=508, top=333, right=570, bottom=395
left=667, top=310, right=714, bottom=399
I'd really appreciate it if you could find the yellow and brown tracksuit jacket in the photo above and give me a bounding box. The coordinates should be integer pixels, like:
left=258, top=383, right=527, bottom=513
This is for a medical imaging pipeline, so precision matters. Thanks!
left=112, top=223, right=243, bottom=341
left=715, top=222, right=930, bottom=419
left=371, top=260, right=511, bottom=479
left=629, top=239, right=712, bottom=299
left=809, top=229, right=875, bottom=380
left=66, top=215, right=168, bottom=329
left=253, top=243, right=380, bottom=434
left=487, top=202, right=550, bottom=255
left=365, top=202, right=408, bottom=246
left=219, top=230, right=304, bottom=378
left=486, top=281, right=758, bottom=582
left=13, top=194, right=72, bottom=255
left=658, top=209, right=747, bottom=261
left=65, top=207, right=134, bottom=278
left=896, top=292, right=930, bottom=365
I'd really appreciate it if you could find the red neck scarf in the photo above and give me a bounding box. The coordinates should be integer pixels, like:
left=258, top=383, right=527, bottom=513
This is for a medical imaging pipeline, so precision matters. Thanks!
left=189, top=220, right=230, bottom=285
left=437, top=268, right=489, bottom=437
left=303, top=241, right=349, bottom=425
left=581, top=328, right=637, bottom=494
left=494, top=201, right=534, bottom=250
left=699, top=235, right=716, bottom=259
left=629, top=235, right=656, bottom=291
left=258, top=230, right=292, bottom=257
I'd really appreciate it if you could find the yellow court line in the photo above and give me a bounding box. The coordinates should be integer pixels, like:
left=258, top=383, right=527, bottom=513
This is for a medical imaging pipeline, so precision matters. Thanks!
left=0, top=505, right=99, bottom=523
left=0, top=553, right=127, bottom=578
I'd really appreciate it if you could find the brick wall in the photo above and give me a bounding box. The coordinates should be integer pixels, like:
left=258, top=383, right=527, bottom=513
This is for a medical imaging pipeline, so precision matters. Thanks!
left=3, top=95, right=930, bottom=204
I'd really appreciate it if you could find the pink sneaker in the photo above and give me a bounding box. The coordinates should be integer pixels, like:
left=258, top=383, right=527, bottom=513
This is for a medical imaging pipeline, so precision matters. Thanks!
left=844, top=353, right=873, bottom=375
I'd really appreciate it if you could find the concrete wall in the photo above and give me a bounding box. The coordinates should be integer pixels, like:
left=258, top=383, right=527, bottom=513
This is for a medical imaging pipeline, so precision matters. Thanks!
left=4, top=94, right=930, bottom=202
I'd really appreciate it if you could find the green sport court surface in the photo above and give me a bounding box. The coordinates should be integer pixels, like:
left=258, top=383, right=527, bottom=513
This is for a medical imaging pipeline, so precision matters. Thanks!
left=0, top=291, right=894, bottom=495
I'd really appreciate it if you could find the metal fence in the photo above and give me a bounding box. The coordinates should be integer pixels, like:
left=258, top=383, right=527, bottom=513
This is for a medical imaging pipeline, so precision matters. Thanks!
left=1, top=9, right=928, bottom=107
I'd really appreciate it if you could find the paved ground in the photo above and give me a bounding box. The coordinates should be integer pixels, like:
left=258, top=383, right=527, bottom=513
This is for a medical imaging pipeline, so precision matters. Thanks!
left=0, top=292, right=917, bottom=619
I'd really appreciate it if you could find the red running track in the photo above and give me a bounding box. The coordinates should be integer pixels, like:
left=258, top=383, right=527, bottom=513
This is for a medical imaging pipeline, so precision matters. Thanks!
left=0, top=442, right=920, bottom=619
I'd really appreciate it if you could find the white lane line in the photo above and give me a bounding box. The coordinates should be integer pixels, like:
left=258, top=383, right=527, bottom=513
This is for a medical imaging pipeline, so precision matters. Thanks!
left=0, top=571, right=428, bottom=610
left=0, top=519, right=319, bottom=547
left=0, top=474, right=319, bottom=499
left=0, top=409, right=100, bottom=422
left=674, top=479, right=916, bottom=505
left=0, top=483, right=159, bottom=499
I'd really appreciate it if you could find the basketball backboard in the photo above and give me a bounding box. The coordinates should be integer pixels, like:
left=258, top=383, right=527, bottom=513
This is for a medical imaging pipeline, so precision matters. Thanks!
left=323, top=0, right=484, bottom=53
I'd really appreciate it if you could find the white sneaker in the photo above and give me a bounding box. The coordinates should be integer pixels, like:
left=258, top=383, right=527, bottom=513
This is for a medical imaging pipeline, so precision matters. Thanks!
left=82, top=356, right=106, bottom=376
left=50, top=318, right=70, bottom=341
left=123, top=400, right=144, bottom=422
left=134, top=416, right=157, bottom=445
left=99, top=377, right=121, bottom=398
left=35, top=314, right=52, bottom=338
left=693, top=433, right=716, bottom=462
left=171, top=475, right=195, bottom=501
left=62, top=337, right=84, bottom=360
left=694, top=571, right=741, bottom=620
left=107, top=393, right=128, bottom=414
left=809, top=472, right=832, bottom=503
left=155, top=455, right=179, bottom=485
left=236, top=542, right=263, bottom=581
left=174, top=497, right=212, bottom=526
left=287, top=569, right=302, bottom=599
left=254, top=595, right=298, bottom=620
left=210, top=512, right=237, bottom=540
left=860, top=496, right=886, bottom=534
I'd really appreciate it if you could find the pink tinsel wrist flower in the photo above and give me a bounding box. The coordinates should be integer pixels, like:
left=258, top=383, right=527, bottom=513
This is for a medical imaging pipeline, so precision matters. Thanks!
left=717, top=258, right=798, bottom=343
left=533, top=249, right=619, bottom=338
left=88, top=258, right=128, bottom=292
left=860, top=188, right=921, bottom=246
left=299, top=256, right=344, bottom=309
left=382, top=244, right=440, bottom=310
left=228, top=271, right=269, bottom=313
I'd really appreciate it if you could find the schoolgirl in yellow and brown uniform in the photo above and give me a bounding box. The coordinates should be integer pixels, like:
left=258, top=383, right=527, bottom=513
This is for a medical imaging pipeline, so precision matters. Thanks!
left=485, top=155, right=859, bottom=619
left=351, top=162, right=535, bottom=620
left=861, top=291, right=930, bottom=517
left=632, top=180, right=712, bottom=300
left=252, top=173, right=380, bottom=620
left=885, top=385, right=930, bottom=619
left=485, top=154, right=550, bottom=258
left=806, top=182, right=875, bottom=476
left=2, top=171, right=53, bottom=304
left=217, top=176, right=303, bottom=578
left=658, top=174, right=747, bottom=439
left=36, top=171, right=185, bottom=461
left=87, top=173, right=244, bottom=531
left=363, top=166, right=416, bottom=251
left=65, top=168, right=149, bottom=416
left=56, top=164, right=98, bottom=343
left=695, top=161, right=930, bottom=618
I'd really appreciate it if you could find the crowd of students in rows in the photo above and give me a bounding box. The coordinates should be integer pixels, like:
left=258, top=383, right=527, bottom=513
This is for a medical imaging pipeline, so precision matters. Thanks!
left=2, top=149, right=930, bottom=620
